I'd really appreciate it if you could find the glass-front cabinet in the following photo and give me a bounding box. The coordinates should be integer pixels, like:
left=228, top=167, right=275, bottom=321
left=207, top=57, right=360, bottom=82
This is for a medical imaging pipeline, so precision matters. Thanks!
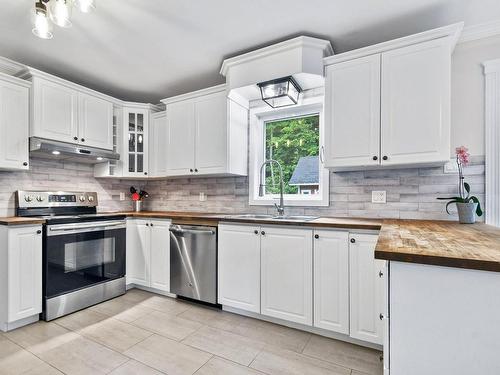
left=125, top=108, right=149, bottom=177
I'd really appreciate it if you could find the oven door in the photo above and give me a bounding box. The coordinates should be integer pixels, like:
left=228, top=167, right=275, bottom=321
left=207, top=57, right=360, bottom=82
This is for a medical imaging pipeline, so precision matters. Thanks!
left=45, top=220, right=126, bottom=298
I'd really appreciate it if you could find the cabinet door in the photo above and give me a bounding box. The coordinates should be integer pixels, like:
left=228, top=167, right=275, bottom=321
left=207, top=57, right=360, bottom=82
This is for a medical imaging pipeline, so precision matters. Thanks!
left=349, top=233, right=384, bottom=345
left=166, top=101, right=195, bottom=176
left=0, top=79, right=29, bottom=170
left=313, top=230, right=349, bottom=334
left=261, top=226, right=313, bottom=325
left=78, top=93, right=113, bottom=150
left=149, top=112, right=168, bottom=177
left=194, top=92, right=227, bottom=174
left=126, top=220, right=150, bottom=287
left=324, top=55, right=381, bottom=168
left=32, top=77, right=78, bottom=143
left=124, top=109, right=149, bottom=177
left=7, top=226, right=42, bottom=322
left=150, top=220, right=170, bottom=292
left=380, top=37, right=450, bottom=165
left=218, top=224, right=261, bottom=313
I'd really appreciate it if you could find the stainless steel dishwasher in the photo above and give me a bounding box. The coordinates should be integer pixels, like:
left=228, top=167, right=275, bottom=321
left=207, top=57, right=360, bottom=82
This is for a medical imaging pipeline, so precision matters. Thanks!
left=169, top=224, right=217, bottom=304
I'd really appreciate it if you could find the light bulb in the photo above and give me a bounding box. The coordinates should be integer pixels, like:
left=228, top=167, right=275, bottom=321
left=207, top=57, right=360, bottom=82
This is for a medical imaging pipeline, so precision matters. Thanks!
left=32, top=1, right=53, bottom=39
left=77, top=0, right=96, bottom=13
left=49, top=0, right=72, bottom=28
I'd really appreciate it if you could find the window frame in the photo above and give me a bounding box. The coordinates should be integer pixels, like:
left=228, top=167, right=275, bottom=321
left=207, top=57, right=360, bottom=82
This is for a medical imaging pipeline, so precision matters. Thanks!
left=248, top=95, right=329, bottom=207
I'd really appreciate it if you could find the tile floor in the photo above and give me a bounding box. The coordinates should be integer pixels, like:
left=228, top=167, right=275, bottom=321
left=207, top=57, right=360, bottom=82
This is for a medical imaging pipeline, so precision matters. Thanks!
left=0, top=289, right=383, bottom=375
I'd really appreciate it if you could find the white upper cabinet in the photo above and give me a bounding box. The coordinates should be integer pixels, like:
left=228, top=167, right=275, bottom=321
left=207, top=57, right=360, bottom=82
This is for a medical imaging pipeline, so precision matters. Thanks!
left=21, top=69, right=114, bottom=150
left=162, top=85, right=248, bottom=177
left=149, top=111, right=168, bottom=177
left=78, top=93, right=113, bottom=150
left=324, top=23, right=461, bottom=171
left=218, top=223, right=261, bottom=313
left=165, top=100, right=196, bottom=176
left=0, top=74, right=30, bottom=171
left=324, top=55, right=381, bottom=168
left=123, top=107, right=149, bottom=177
left=380, top=38, right=450, bottom=165
left=349, top=233, right=385, bottom=345
left=32, top=77, right=78, bottom=144
left=313, top=229, right=350, bottom=334
left=261, top=226, right=313, bottom=326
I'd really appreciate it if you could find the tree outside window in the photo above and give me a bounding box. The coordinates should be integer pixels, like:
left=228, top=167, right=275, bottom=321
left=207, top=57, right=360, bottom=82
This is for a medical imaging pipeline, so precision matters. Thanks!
left=264, top=114, right=320, bottom=196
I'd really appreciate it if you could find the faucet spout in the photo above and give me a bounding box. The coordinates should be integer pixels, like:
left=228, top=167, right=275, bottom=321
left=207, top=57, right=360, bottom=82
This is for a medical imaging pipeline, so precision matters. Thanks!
left=258, top=159, right=285, bottom=217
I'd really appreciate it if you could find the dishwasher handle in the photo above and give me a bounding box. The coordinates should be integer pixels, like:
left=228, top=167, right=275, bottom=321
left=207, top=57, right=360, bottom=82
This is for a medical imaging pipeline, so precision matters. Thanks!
left=169, top=227, right=216, bottom=236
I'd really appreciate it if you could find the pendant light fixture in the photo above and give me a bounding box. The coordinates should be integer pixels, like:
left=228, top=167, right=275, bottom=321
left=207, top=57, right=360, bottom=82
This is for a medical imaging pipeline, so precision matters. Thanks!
left=31, top=0, right=96, bottom=39
left=32, top=1, right=53, bottom=39
left=257, top=76, right=302, bottom=108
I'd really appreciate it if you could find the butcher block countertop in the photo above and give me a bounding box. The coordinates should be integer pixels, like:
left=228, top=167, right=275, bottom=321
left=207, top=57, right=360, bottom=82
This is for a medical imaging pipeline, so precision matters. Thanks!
left=375, top=220, right=500, bottom=272
left=3, top=210, right=500, bottom=272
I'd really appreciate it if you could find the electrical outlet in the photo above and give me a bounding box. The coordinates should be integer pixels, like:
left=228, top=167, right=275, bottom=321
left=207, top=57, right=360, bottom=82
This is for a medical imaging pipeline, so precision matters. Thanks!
left=199, top=192, right=207, bottom=202
left=119, top=192, right=125, bottom=201
left=444, top=159, right=459, bottom=174
left=372, top=190, right=386, bottom=204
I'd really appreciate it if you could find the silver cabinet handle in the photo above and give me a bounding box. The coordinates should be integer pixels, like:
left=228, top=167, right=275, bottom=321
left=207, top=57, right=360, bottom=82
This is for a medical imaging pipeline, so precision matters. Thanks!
left=320, top=146, right=325, bottom=164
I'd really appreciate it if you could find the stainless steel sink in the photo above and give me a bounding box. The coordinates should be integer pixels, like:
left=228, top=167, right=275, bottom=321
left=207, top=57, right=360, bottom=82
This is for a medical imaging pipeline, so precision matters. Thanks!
left=227, top=214, right=318, bottom=222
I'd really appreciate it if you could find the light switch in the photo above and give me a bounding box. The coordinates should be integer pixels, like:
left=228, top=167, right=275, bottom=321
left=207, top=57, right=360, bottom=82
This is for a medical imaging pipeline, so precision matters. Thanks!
left=372, top=191, right=386, bottom=204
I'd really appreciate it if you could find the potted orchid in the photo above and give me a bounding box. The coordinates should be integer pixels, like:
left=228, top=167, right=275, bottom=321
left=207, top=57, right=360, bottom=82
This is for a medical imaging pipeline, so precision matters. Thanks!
left=437, top=146, right=483, bottom=224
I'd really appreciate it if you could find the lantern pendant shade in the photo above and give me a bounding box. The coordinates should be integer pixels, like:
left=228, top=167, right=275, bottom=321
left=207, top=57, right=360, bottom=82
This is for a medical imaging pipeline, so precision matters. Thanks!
left=257, top=76, right=302, bottom=108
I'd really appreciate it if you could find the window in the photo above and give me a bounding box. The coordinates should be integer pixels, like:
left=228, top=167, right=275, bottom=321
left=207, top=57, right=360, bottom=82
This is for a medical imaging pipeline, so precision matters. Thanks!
left=263, top=114, right=320, bottom=196
left=249, top=98, right=329, bottom=207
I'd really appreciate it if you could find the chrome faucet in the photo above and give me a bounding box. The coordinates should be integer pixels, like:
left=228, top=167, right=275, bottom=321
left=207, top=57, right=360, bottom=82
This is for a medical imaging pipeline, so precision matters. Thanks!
left=258, top=159, right=285, bottom=217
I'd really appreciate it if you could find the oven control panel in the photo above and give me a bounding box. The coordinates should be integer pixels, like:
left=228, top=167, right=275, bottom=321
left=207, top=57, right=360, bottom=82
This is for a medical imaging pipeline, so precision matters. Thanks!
left=17, top=191, right=98, bottom=208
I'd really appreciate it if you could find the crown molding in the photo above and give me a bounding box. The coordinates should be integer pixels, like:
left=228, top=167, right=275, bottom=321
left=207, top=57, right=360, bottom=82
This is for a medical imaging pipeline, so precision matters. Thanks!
left=324, top=22, right=463, bottom=66
left=459, top=20, right=500, bottom=44
left=0, top=71, right=31, bottom=88
left=220, top=36, right=334, bottom=77
left=0, top=56, right=26, bottom=76
left=161, top=84, right=226, bottom=105
left=484, top=58, right=500, bottom=74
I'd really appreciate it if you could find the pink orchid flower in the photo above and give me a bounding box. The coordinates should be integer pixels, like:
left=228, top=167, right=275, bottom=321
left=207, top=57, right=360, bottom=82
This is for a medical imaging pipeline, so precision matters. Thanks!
left=455, top=146, right=470, bottom=167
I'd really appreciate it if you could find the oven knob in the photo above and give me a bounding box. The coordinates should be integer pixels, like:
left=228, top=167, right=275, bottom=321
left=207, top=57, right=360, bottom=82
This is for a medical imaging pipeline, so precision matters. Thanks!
left=36, top=195, right=44, bottom=202
left=24, top=195, right=33, bottom=202
left=79, top=196, right=86, bottom=202
left=88, top=196, right=95, bottom=202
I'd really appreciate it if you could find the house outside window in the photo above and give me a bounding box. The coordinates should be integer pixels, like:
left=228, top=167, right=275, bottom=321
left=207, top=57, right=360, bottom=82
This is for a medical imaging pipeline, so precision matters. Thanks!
left=249, top=95, right=329, bottom=207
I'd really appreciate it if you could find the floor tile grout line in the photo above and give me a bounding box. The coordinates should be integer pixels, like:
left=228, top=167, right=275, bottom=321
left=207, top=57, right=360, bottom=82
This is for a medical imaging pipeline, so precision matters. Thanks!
left=191, top=354, right=215, bottom=375
left=301, top=333, right=313, bottom=353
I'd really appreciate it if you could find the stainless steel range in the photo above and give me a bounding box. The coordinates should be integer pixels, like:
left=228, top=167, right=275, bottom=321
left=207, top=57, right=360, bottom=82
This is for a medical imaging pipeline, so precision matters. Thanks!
left=16, top=191, right=126, bottom=321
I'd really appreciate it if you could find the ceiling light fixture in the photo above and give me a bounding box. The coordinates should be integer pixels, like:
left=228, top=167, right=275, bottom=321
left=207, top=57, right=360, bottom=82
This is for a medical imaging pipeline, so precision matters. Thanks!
left=52, top=150, right=61, bottom=155
left=31, top=0, right=96, bottom=39
left=32, top=1, right=53, bottom=39
left=257, top=76, right=302, bottom=108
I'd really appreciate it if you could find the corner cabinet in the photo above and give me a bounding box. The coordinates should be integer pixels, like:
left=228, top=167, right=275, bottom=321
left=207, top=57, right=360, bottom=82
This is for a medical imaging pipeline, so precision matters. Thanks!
left=20, top=69, right=114, bottom=150
left=0, top=225, right=43, bottom=332
left=0, top=73, right=30, bottom=171
left=324, top=26, right=457, bottom=170
left=162, top=85, right=248, bottom=177
left=126, top=219, right=170, bottom=292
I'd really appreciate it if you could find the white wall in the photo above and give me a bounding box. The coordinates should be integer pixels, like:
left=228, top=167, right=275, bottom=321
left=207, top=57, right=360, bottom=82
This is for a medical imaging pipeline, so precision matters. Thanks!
left=451, top=34, right=500, bottom=156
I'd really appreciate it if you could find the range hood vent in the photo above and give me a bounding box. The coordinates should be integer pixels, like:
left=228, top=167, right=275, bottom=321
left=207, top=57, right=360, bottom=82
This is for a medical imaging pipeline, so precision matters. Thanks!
left=29, top=137, right=120, bottom=164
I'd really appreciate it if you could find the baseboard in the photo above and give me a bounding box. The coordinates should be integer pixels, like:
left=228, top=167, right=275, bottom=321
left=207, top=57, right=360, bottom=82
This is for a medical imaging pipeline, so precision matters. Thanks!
left=0, top=314, right=39, bottom=332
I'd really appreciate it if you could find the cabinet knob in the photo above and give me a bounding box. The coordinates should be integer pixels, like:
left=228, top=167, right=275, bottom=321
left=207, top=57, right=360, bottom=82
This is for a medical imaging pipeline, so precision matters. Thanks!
left=194, top=169, right=198, bottom=172
left=146, top=223, right=149, bottom=226
left=36, top=230, right=41, bottom=234
left=144, top=172, right=148, bottom=175
left=23, top=162, right=28, bottom=166
left=261, top=231, right=265, bottom=236
left=150, top=223, right=154, bottom=226
left=379, top=313, right=385, bottom=320
left=382, top=155, right=388, bottom=161
left=254, top=230, right=259, bottom=235
left=190, top=169, right=193, bottom=172
left=73, top=136, right=78, bottom=141
left=314, top=234, right=319, bottom=239
left=379, top=271, right=384, bottom=278
left=81, top=138, right=85, bottom=142
left=350, top=238, right=356, bottom=243
left=372, top=156, right=378, bottom=161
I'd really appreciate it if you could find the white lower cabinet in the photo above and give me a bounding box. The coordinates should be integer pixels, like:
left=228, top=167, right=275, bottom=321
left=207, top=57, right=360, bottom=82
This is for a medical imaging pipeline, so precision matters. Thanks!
left=261, top=226, right=313, bottom=325
left=313, top=229, right=349, bottom=334
left=218, top=224, right=261, bottom=313
left=126, top=219, right=170, bottom=292
left=0, top=225, right=43, bottom=332
left=349, top=233, right=385, bottom=345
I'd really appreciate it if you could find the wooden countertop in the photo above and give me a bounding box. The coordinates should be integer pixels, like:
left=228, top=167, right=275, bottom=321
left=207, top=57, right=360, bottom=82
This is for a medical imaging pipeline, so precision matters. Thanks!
left=0, top=217, right=46, bottom=226
left=375, top=220, right=500, bottom=272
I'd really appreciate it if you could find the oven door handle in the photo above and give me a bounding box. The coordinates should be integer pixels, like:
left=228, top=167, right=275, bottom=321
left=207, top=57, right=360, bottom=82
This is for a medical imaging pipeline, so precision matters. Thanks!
left=47, top=221, right=126, bottom=236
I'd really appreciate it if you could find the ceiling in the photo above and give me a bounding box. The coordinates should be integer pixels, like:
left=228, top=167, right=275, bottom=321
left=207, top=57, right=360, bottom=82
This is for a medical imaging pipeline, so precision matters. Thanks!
left=1, top=0, right=499, bottom=103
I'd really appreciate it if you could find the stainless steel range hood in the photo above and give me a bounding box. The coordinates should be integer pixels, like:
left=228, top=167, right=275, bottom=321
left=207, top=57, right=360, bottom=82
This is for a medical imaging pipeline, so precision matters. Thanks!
left=29, top=137, right=120, bottom=164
